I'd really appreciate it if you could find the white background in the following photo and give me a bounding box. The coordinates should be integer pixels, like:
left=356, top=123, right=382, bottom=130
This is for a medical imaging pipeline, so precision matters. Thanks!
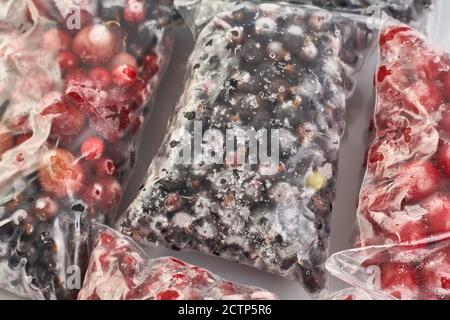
left=1, top=1, right=450, bottom=300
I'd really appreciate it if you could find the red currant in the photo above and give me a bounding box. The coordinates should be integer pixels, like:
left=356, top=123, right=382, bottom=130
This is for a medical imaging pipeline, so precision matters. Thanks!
left=72, top=24, right=118, bottom=65
left=83, top=176, right=121, bottom=210
left=81, top=136, right=105, bottom=160
left=58, top=50, right=80, bottom=73
left=89, top=68, right=112, bottom=89
left=95, top=157, right=116, bottom=176
left=124, top=0, right=147, bottom=24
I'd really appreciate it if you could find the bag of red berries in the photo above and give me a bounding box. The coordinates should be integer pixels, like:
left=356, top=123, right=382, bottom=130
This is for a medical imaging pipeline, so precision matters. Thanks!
left=115, top=0, right=377, bottom=296
left=327, top=16, right=450, bottom=300
left=0, top=0, right=175, bottom=299
left=78, top=224, right=278, bottom=300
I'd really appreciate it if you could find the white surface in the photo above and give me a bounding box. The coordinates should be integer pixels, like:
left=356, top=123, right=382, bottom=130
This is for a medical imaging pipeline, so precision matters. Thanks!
left=1, top=1, right=450, bottom=299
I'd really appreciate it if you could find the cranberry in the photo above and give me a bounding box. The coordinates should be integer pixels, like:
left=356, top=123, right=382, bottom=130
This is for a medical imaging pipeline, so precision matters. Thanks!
left=72, top=24, right=118, bottom=65
left=380, top=262, right=418, bottom=299
left=89, top=68, right=112, bottom=89
left=64, top=68, right=89, bottom=87
left=83, top=177, right=121, bottom=210
left=124, top=0, right=147, bottom=24
left=81, top=136, right=105, bottom=160
left=0, top=126, right=14, bottom=158
left=40, top=95, right=86, bottom=136
left=405, top=81, right=444, bottom=113
left=34, top=196, right=59, bottom=221
left=437, top=142, right=450, bottom=178
left=95, top=157, right=116, bottom=176
left=422, top=194, right=450, bottom=236
left=38, top=149, right=84, bottom=198
left=402, top=160, right=439, bottom=203
left=112, top=64, right=137, bottom=86
left=156, top=289, right=180, bottom=300
left=42, top=29, right=72, bottom=53
left=58, top=50, right=80, bottom=73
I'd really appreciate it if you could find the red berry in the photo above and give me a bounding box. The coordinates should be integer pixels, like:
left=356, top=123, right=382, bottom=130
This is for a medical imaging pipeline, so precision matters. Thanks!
left=58, top=50, right=80, bottom=73
left=110, top=52, right=138, bottom=70
left=42, top=29, right=72, bottom=53
left=124, top=0, right=147, bottom=24
left=89, top=68, right=112, bottom=89
left=445, top=71, right=450, bottom=100
left=405, top=81, right=444, bottom=113
left=437, top=142, right=450, bottom=178
left=95, top=157, right=116, bottom=176
left=377, top=65, right=392, bottom=83
left=64, top=68, right=89, bottom=87
left=40, top=93, right=86, bottom=136
left=380, top=262, right=418, bottom=299
left=422, top=194, right=450, bottom=236
left=83, top=176, right=121, bottom=210
left=156, top=289, right=180, bottom=300
left=81, top=136, right=105, bottom=160
left=38, top=149, right=84, bottom=198
left=72, top=24, right=117, bottom=65
left=34, top=196, right=59, bottom=221
left=0, top=125, right=14, bottom=158
left=99, top=232, right=115, bottom=248
left=112, top=64, right=137, bottom=86
left=402, top=161, right=439, bottom=203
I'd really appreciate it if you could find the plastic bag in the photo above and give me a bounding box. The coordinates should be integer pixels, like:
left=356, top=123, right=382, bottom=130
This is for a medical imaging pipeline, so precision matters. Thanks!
left=78, top=226, right=277, bottom=300
left=116, top=1, right=375, bottom=295
left=0, top=0, right=174, bottom=299
left=322, top=287, right=387, bottom=300
left=327, top=18, right=450, bottom=300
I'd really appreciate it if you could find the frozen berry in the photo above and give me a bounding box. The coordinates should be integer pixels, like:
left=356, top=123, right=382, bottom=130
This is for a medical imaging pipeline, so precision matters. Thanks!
left=81, top=137, right=105, bottom=160
left=141, top=52, right=159, bottom=80
left=42, top=29, right=72, bottom=53
left=124, top=0, right=147, bottom=24
left=422, top=194, right=450, bottom=236
left=402, top=161, right=439, bottom=203
left=38, top=149, right=84, bottom=197
left=89, top=68, right=112, bottom=89
left=83, top=177, right=121, bottom=210
left=58, top=50, right=80, bottom=73
left=0, top=125, right=14, bottom=158
left=34, top=196, right=59, bottom=221
left=64, top=68, right=89, bottom=87
left=110, top=52, right=138, bottom=70
left=380, top=262, right=418, bottom=299
left=95, top=157, right=116, bottom=176
left=72, top=24, right=118, bottom=65
left=398, top=221, right=427, bottom=243
left=40, top=94, right=86, bottom=136
left=437, top=142, right=450, bottom=178
left=405, top=81, right=443, bottom=113
left=112, top=64, right=137, bottom=86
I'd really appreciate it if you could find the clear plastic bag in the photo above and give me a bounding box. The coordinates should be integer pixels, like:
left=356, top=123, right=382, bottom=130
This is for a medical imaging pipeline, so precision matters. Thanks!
left=327, top=17, right=450, bottom=300
left=116, top=1, right=375, bottom=295
left=0, top=0, right=174, bottom=299
left=78, top=226, right=277, bottom=300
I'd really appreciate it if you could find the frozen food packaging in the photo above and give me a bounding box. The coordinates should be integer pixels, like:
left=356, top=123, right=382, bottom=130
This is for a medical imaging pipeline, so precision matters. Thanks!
left=116, top=0, right=375, bottom=295
left=327, top=17, right=450, bottom=300
left=78, top=226, right=277, bottom=300
left=0, top=0, right=174, bottom=299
